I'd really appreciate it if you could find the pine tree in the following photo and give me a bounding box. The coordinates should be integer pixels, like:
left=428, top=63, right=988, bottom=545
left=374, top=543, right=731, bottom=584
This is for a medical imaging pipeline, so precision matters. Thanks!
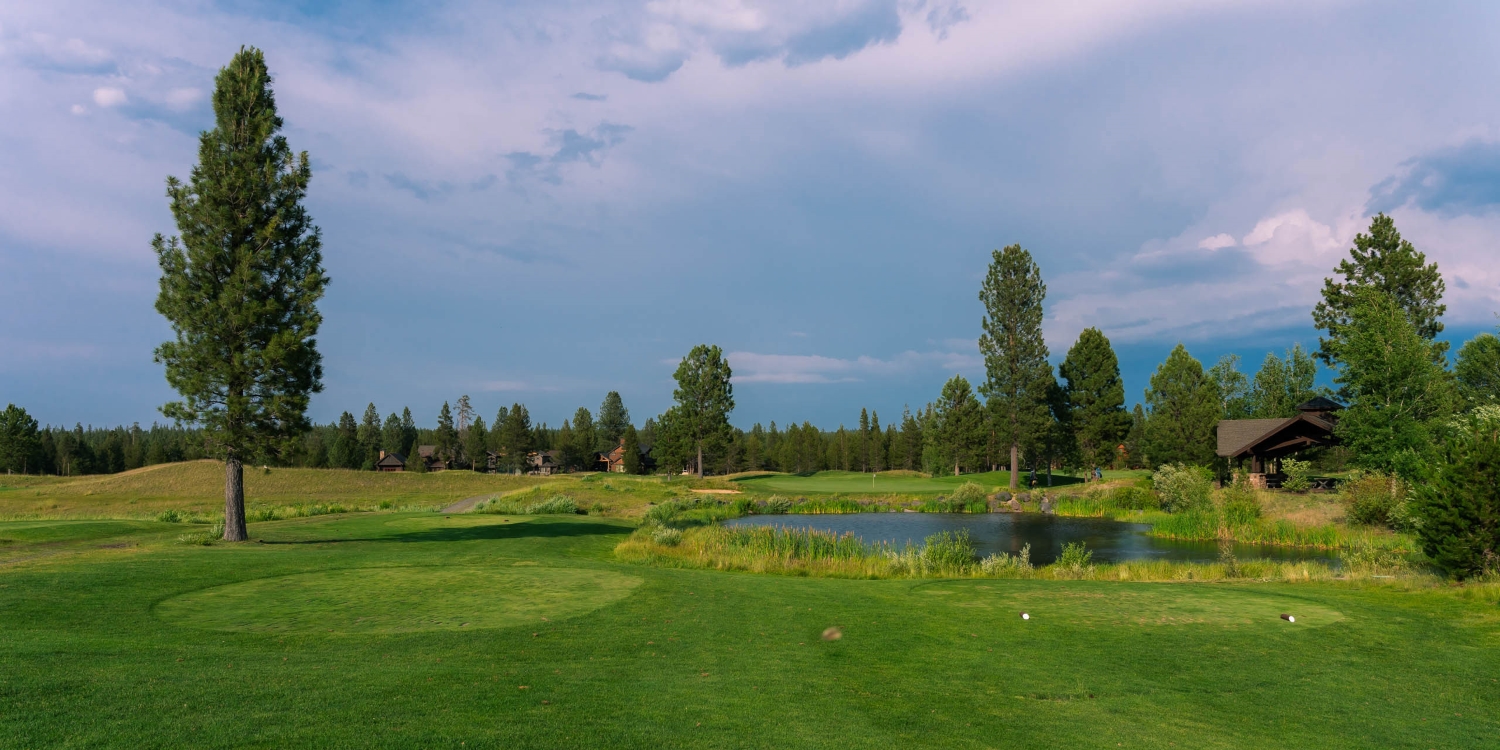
left=900, top=406, right=921, bottom=471
left=465, top=416, right=488, bottom=471
left=670, top=344, right=735, bottom=477
left=622, top=424, right=642, bottom=474
left=1142, top=345, right=1221, bottom=467
left=1455, top=333, right=1500, bottom=408
left=498, top=403, right=531, bottom=473
left=1058, top=327, right=1131, bottom=470
left=333, top=412, right=359, bottom=469
left=571, top=407, right=597, bottom=470
left=934, top=375, right=985, bottom=476
left=979, top=244, right=1052, bottom=488
left=400, top=407, right=417, bottom=456
left=1313, top=213, right=1447, bottom=366
left=857, top=408, right=870, bottom=472
left=869, top=411, right=885, bottom=472
left=1207, top=355, right=1251, bottom=420
left=381, top=412, right=402, bottom=456
left=0, top=404, right=41, bottom=474
left=1248, top=344, right=1322, bottom=418
left=435, top=402, right=457, bottom=463
left=1124, top=404, right=1147, bottom=468
left=1411, top=414, right=1500, bottom=579
left=597, top=392, right=631, bottom=452
left=357, top=403, right=381, bottom=470
left=151, top=47, right=326, bottom=540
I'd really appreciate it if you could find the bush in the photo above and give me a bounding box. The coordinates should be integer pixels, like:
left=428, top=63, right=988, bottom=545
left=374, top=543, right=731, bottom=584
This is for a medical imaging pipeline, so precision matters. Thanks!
left=650, top=527, right=683, bottom=547
left=1152, top=463, right=1213, bottom=513
left=1110, top=485, right=1157, bottom=510
left=919, top=530, right=977, bottom=572
left=1339, top=542, right=1411, bottom=575
left=156, top=509, right=185, bottom=523
left=1343, top=472, right=1407, bottom=528
left=980, top=544, right=1032, bottom=575
left=1219, top=477, right=1262, bottom=527
left=949, top=481, right=987, bottom=505
left=763, top=496, right=792, bottom=515
left=1055, top=541, right=1094, bottom=576
left=1281, top=457, right=1312, bottom=492
left=481, top=495, right=582, bottom=516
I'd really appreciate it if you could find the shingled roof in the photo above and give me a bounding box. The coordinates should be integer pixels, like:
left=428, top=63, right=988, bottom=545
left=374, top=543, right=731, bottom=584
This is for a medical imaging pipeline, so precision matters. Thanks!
left=1217, top=418, right=1292, bottom=458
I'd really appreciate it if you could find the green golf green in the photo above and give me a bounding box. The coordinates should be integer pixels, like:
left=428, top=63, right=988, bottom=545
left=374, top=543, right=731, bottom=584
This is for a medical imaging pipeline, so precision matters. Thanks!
left=157, top=566, right=642, bottom=634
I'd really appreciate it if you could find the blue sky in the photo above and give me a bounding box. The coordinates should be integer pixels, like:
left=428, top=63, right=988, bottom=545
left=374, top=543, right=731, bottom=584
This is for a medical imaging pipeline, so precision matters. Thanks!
left=3, top=0, right=1499, bottom=431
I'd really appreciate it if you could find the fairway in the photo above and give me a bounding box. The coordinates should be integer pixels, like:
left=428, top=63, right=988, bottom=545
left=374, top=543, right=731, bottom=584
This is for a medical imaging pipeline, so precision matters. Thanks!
left=1, top=511, right=1496, bottom=748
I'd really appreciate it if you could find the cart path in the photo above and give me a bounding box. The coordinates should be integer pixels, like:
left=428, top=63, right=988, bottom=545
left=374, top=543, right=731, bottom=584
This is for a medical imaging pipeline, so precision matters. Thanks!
left=438, top=485, right=546, bottom=514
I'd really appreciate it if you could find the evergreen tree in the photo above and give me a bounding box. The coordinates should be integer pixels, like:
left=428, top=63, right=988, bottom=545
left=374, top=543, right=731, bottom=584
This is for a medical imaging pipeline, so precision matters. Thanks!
left=1124, top=404, right=1147, bottom=468
left=1456, top=333, right=1500, bottom=408
left=1412, top=412, right=1500, bottom=578
left=1313, top=213, right=1447, bottom=366
left=357, top=403, right=381, bottom=470
left=332, top=412, right=360, bottom=469
left=900, top=406, right=921, bottom=471
left=0, top=404, right=41, bottom=474
left=1248, top=344, right=1322, bottom=418
left=979, top=244, right=1052, bottom=488
left=400, top=407, right=417, bottom=456
left=497, top=403, right=531, bottom=473
left=381, top=412, right=403, bottom=456
left=744, top=424, right=764, bottom=471
left=858, top=408, right=870, bottom=471
left=670, top=344, right=735, bottom=477
left=1142, top=345, right=1220, bottom=467
left=884, top=424, right=898, bottom=471
left=1332, top=289, right=1455, bottom=477
left=869, top=411, right=885, bottom=472
left=465, top=416, right=488, bottom=471
left=1207, top=354, right=1251, bottom=420
left=622, top=424, right=642, bottom=474
left=571, top=407, right=597, bottom=470
left=455, top=394, right=474, bottom=434
left=152, top=47, right=326, bottom=540
left=934, top=375, right=985, bottom=476
left=1059, top=327, right=1131, bottom=470
left=406, top=443, right=428, bottom=473
left=435, top=402, right=457, bottom=463
left=596, top=391, right=631, bottom=452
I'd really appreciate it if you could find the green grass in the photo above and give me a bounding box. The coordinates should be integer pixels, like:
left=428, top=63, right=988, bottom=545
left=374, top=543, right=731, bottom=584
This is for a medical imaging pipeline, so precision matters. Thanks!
left=732, top=469, right=1151, bottom=496
left=2, top=509, right=1498, bottom=747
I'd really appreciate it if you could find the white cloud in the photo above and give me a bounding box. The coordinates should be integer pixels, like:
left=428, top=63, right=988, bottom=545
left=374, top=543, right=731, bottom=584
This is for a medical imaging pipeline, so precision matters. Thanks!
left=1197, top=233, right=1235, bottom=250
left=91, top=86, right=126, bottom=107
left=70, top=103, right=85, bottom=115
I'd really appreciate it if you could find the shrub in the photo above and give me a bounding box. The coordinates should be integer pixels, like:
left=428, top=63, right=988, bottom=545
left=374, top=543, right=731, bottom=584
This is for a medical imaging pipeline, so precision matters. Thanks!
left=1411, top=423, right=1500, bottom=579
left=949, top=481, right=987, bottom=505
left=1152, top=463, right=1213, bottom=513
left=1339, top=542, right=1411, bottom=575
left=763, top=496, right=792, bottom=514
left=979, top=544, right=1032, bottom=575
left=1281, top=457, right=1312, bottom=492
left=156, top=509, right=185, bottom=523
left=1055, top=541, right=1094, bottom=576
left=650, top=527, right=683, bottom=547
left=1343, top=472, right=1407, bottom=528
left=1219, top=478, right=1262, bottom=527
left=1109, top=485, right=1157, bottom=510
left=919, top=530, right=977, bottom=572
left=481, top=495, right=581, bottom=516
left=528, top=496, right=580, bottom=515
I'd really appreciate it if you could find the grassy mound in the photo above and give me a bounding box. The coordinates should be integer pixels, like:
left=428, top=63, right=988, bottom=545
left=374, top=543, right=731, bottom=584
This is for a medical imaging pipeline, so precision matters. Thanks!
left=157, top=565, right=641, bottom=634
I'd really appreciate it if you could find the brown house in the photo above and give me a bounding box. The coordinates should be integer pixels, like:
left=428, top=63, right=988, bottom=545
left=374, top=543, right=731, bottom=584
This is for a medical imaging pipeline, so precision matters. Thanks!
left=375, top=451, right=407, bottom=472
left=526, top=450, right=562, bottom=476
left=416, top=445, right=448, bottom=472
left=1216, top=397, right=1341, bottom=488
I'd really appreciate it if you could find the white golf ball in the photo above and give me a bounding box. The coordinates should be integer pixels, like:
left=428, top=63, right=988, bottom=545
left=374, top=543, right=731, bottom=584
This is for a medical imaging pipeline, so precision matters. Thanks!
left=1021, top=612, right=1029, bottom=620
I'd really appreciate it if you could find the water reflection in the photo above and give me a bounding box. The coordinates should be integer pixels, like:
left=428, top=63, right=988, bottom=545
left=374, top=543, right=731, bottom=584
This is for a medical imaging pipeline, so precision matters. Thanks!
left=723, top=513, right=1335, bottom=566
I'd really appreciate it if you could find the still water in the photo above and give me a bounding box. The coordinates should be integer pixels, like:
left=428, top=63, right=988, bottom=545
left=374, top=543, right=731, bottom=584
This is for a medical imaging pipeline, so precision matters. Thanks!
left=723, top=513, right=1335, bottom=566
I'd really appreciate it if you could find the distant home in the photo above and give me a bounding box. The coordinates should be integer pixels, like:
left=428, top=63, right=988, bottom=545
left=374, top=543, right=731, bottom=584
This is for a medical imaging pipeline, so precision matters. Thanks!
left=526, top=450, right=562, bottom=476
left=1216, top=397, right=1341, bottom=488
left=374, top=451, right=406, bottom=472
left=597, top=438, right=655, bottom=473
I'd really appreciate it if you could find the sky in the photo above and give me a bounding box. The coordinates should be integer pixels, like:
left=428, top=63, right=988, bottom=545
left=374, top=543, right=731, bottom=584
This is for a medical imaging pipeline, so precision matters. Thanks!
left=3, top=0, right=1499, bottom=431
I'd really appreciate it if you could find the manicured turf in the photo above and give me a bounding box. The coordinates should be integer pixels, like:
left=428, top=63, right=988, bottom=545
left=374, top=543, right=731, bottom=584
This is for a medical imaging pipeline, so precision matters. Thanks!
left=732, top=469, right=1149, bottom=495
left=1, top=511, right=1496, bottom=748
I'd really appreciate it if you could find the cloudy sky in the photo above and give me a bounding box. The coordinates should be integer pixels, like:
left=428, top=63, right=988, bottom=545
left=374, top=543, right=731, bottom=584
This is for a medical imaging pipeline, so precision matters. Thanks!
left=3, top=0, right=1498, bottom=430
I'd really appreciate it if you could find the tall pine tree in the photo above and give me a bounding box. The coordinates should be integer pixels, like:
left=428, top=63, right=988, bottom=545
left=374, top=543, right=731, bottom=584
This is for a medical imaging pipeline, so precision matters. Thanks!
left=1142, top=345, right=1220, bottom=467
left=1313, top=213, right=1447, bottom=366
left=1058, top=327, right=1130, bottom=471
left=596, top=392, right=631, bottom=452
left=670, top=344, right=734, bottom=478
left=153, top=47, right=326, bottom=541
left=979, top=244, right=1052, bottom=488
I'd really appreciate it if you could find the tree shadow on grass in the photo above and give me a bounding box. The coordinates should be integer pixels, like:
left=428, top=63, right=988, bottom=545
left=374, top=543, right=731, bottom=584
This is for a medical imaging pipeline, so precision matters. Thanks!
left=258, top=519, right=631, bottom=545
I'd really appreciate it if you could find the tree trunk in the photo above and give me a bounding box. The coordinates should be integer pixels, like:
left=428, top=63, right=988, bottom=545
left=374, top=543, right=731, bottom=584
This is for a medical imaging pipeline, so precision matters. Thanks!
left=1009, top=443, right=1019, bottom=489
left=954, top=460, right=959, bottom=477
left=696, top=442, right=704, bottom=479
left=223, top=455, right=248, bottom=541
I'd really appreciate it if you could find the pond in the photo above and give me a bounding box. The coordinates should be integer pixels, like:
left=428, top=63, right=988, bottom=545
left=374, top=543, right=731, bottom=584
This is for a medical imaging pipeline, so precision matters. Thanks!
left=723, top=513, right=1336, bottom=566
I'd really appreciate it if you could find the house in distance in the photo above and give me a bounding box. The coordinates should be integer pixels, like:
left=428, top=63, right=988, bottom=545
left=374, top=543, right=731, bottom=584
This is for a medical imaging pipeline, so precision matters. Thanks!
left=1216, top=397, right=1342, bottom=488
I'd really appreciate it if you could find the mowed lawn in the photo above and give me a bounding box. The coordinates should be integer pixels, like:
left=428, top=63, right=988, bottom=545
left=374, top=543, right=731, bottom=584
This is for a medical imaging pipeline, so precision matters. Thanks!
left=732, top=469, right=1151, bottom=495
left=1, top=512, right=1496, bottom=748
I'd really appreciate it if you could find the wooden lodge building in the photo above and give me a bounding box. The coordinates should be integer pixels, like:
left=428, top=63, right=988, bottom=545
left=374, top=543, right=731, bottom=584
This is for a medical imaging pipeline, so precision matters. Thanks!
left=1216, top=397, right=1341, bottom=488
left=374, top=446, right=447, bottom=472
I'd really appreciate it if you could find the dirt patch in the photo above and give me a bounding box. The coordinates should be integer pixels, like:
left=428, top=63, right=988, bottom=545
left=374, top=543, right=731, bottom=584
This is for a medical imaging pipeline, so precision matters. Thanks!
left=690, top=489, right=741, bottom=495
